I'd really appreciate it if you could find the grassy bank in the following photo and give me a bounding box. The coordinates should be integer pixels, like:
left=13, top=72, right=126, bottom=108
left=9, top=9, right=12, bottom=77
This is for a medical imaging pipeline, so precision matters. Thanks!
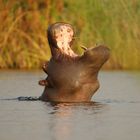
left=0, top=0, right=140, bottom=69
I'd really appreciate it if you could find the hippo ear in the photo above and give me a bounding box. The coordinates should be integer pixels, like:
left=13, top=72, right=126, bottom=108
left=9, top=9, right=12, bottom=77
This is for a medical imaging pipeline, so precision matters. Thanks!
left=81, top=45, right=110, bottom=68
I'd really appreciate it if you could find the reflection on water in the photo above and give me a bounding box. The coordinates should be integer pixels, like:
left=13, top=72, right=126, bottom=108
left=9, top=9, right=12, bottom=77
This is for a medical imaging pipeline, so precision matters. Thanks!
left=47, top=101, right=106, bottom=116
left=0, top=70, right=140, bottom=140
left=44, top=102, right=107, bottom=140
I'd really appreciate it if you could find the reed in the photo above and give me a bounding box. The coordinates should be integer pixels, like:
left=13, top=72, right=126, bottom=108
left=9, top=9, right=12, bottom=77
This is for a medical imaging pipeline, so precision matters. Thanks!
left=0, top=0, right=140, bottom=69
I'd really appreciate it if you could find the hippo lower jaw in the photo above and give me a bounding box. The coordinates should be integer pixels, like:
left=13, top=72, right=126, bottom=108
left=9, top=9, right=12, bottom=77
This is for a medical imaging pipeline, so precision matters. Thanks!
left=40, top=80, right=100, bottom=102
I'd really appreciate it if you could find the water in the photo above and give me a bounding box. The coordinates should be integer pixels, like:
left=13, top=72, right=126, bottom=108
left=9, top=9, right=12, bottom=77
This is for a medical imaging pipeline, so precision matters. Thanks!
left=0, top=70, right=140, bottom=140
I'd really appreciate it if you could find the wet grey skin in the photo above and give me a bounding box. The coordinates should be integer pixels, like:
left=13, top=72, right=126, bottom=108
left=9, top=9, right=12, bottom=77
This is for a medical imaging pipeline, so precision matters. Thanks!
left=39, top=22, right=110, bottom=102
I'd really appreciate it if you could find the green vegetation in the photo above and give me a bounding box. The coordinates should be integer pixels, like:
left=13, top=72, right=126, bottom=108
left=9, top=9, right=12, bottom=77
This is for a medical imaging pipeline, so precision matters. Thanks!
left=0, top=0, right=140, bottom=69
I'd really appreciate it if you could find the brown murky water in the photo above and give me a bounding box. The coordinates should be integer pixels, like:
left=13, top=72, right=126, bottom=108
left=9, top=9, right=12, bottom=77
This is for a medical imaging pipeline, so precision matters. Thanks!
left=0, top=70, right=140, bottom=140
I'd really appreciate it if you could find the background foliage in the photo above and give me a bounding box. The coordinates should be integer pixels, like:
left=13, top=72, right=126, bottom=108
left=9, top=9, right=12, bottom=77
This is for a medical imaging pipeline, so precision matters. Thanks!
left=0, top=0, right=140, bottom=69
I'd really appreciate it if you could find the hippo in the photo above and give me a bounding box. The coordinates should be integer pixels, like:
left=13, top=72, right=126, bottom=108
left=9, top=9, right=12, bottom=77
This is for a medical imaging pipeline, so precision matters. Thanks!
left=39, top=22, right=110, bottom=102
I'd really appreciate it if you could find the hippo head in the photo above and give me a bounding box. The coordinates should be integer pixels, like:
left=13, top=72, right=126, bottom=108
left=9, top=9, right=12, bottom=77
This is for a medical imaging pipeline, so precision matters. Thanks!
left=39, top=22, right=110, bottom=102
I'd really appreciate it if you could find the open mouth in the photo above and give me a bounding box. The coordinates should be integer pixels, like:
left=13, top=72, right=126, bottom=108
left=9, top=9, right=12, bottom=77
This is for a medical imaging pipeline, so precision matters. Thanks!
left=48, top=23, right=78, bottom=57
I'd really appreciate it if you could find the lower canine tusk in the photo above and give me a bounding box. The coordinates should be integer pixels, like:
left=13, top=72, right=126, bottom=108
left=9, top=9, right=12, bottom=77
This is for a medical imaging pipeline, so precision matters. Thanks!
left=80, top=45, right=87, bottom=50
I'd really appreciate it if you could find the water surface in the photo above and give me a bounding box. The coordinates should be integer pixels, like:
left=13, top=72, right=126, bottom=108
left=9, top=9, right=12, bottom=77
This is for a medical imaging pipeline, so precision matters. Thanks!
left=0, top=70, right=140, bottom=140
